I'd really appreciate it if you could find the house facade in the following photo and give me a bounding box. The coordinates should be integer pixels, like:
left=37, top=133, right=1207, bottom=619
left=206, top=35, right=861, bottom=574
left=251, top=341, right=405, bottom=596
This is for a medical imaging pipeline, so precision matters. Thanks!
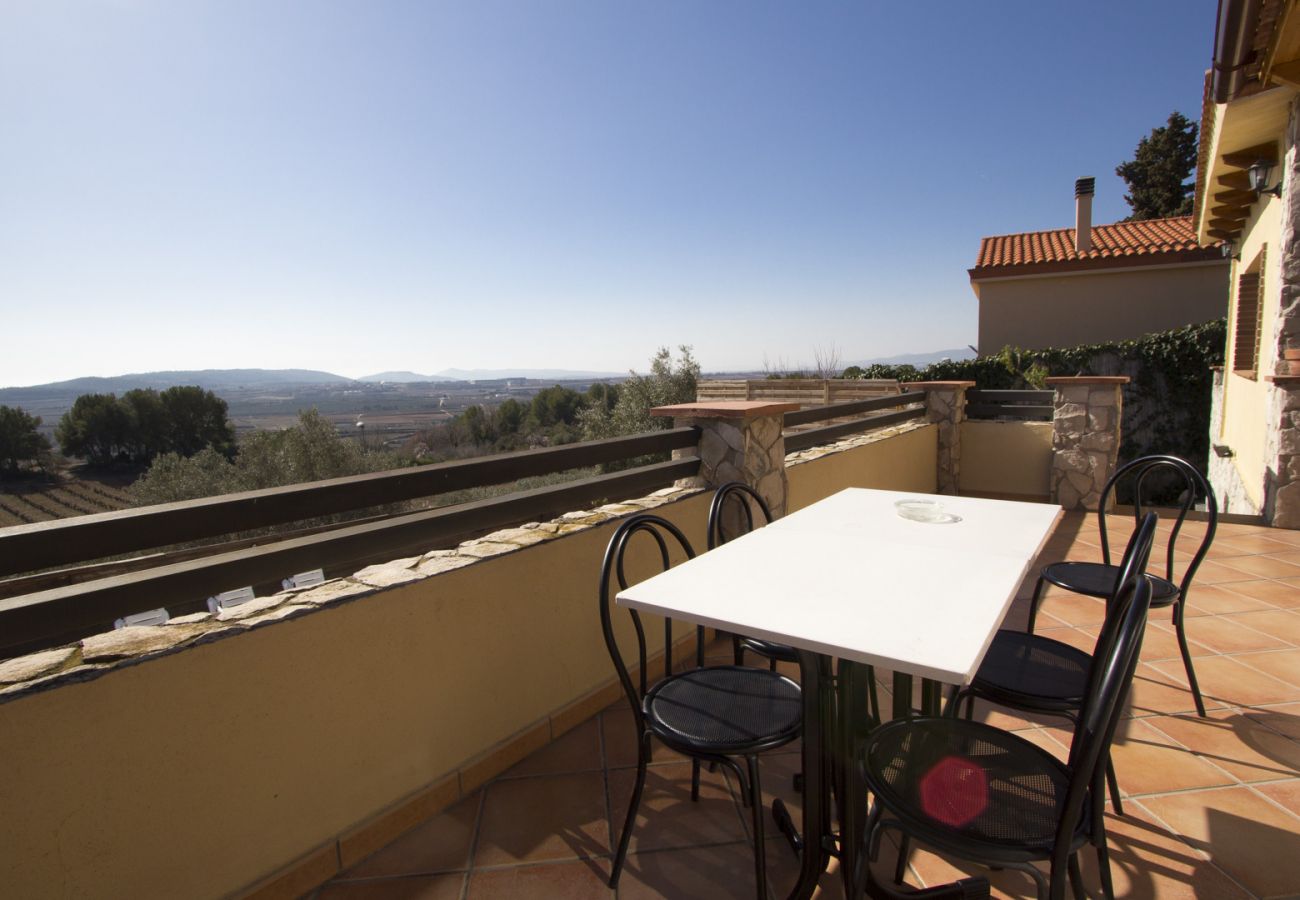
left=1197, top=0, right=1300, bottom=524
left=969, top=182, right=1228, bottom=355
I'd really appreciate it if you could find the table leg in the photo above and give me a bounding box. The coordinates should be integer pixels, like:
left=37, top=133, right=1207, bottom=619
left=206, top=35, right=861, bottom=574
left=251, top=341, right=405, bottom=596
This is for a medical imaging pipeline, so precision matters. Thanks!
left=892, top=672, right=945, bottom=720
left=836, top=660, right=873, bottom=900
left=788, top=650, right=832, bottom=900
left=892, top=671, right=913, bottom=721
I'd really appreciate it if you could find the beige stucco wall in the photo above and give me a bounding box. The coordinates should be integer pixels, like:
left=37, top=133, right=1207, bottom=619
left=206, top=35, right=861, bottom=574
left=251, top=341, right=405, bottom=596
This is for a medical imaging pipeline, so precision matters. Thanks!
left=959, top=420, right=1053, bottom=499
left=975, top=261, right=1229, bottom=354
left=0, top=425, right=940, bottom=900
left=786, top=424, right=937, bottom=511
left=0, top=493, right=719, bottom=900
left=1221, top=186, right=1285, bottom=508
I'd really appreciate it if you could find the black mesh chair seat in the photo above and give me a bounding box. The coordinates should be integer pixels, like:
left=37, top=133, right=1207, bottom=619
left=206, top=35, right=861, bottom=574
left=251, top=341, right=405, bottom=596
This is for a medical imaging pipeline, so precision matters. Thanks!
left=864, top=717, right=1088, bottom=866
left=738, top=636, right=799, bottom=663
left=969, top=631, right=1090, bottom=712
left=646, top=666, right=802, bottom=753
left=1042, top=561, right=1178, bottom=607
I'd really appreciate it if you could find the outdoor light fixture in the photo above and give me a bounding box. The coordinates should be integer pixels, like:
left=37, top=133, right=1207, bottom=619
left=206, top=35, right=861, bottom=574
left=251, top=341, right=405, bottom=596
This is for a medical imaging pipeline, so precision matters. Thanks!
left=1220, top=239, right=1237, bottom=260
left=1248, top=159, right=1282, bottom=198
left=1213, top=443, right=1235, bottom=459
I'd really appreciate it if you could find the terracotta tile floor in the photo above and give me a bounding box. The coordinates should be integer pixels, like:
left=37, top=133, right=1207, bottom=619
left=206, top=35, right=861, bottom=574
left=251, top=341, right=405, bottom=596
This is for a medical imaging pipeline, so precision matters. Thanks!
left=309, top=512, right=1300, bottom=899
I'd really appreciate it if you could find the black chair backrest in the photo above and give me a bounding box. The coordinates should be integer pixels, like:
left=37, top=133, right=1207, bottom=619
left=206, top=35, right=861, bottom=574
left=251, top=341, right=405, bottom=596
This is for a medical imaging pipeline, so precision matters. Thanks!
left=707, top=481, right=773, bottom=550
left=1053, top=512, right=1157, bottom=866
left=599, top=514, right=704, bottom=733
left=1098, top=455, right=1217, bottom=596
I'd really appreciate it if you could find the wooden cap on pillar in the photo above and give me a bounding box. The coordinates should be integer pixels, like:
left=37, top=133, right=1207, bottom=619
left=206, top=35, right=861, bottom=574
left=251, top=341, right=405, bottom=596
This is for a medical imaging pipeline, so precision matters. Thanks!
left=650, top=401, right=799, bottom=419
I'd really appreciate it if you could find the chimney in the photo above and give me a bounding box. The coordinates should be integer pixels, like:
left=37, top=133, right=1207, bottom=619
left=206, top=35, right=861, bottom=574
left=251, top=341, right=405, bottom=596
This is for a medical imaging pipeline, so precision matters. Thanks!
left=1074, top=177, right=1095, bottom=253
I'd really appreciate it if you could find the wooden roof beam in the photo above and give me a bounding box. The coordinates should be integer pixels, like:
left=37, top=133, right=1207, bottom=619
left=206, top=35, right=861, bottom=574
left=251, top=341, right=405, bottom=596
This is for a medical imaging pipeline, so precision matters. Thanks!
left=1214, top=188, right=1258, bottom=204
left=1222, top=141, right=1280, bottom=168
left=1218, top=170, right=1254, bottom=191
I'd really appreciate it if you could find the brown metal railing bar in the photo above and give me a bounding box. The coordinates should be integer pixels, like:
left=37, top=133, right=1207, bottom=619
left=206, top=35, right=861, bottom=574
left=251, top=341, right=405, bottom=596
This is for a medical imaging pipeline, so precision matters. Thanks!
left=781, top=391, right=926, bottom=427
left=965, top=389, right=1054, bottom=404
left=783, top=407, right=927, bottom=453
left=965, top=403, right=1054, bottom=421
left=0, top=512, right=395, bottom=601
left=0, top=456, right=701, bottom=654
left=0, top=426, right=698, bottom=578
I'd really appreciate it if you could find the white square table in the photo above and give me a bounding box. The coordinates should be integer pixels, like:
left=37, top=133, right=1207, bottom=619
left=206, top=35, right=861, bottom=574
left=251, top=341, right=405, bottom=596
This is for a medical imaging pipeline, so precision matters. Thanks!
left=615, top=487, right=1060, bottom=899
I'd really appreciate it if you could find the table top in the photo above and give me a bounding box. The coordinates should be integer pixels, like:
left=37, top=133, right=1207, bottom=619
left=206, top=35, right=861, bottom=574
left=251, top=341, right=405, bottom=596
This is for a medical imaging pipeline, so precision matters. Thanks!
left=616, top=488, right=1061, bottom=684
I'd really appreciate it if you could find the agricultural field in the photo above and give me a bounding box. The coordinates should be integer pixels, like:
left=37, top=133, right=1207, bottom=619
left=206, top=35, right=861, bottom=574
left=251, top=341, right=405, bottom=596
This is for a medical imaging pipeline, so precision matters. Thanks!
left=0, top=472, right=133, bottom=527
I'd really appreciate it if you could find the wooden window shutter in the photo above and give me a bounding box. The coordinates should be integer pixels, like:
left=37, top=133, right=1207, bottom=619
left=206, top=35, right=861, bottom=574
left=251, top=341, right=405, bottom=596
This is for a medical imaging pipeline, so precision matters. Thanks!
left=1234, top=267, right=1262, bottom=377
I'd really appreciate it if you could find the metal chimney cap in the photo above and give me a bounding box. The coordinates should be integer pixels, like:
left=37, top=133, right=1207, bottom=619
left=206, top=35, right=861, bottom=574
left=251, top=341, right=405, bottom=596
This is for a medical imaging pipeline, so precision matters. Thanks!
left=1075, top=177, right=1096, bottom=197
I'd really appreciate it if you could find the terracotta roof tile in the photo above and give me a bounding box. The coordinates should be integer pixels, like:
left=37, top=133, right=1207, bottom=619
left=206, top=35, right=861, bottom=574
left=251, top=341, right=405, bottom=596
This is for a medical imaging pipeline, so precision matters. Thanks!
left=971, top=216, right=1224, bottom=278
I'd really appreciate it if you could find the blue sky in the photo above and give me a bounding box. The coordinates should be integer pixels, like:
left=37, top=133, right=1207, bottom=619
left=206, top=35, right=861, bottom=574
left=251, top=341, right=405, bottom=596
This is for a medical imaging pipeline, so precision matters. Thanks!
left=1, top=1, right=1216, bottom=386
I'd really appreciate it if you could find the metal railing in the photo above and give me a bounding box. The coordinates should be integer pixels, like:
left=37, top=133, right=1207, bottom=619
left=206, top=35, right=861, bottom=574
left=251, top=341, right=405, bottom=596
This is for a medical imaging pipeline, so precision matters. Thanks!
left=964, top=389, right=1054, bottom=422
left=783, top=391, right=928, bottom=452
left=0, top=427, right=699, bottom=656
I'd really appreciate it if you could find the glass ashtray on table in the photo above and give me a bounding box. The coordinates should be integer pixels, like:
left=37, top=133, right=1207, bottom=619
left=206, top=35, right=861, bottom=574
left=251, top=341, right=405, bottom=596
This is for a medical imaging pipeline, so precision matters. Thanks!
left=894, top=498, right=962, bottom=524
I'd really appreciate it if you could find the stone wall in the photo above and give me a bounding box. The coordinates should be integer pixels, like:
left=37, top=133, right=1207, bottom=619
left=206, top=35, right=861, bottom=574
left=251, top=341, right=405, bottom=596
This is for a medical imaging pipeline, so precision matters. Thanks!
left=1047, top=376, right=1126, bottom=510
left=907, top=381, right=973, bottom=495
left=652, top=401, right=795, bottom=519
left=1266, top=95, right=1300, bottom=527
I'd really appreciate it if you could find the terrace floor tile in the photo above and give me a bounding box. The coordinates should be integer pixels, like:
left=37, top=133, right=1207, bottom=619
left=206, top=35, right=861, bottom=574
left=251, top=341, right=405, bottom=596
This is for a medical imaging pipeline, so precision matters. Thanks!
left=337, top=795, right=479, bottom=880
left=1138, top=786, right=1300, bottom=899
left=473, top=772, right=610, bottom=867
left=311, top=514, right=1300, bottom=900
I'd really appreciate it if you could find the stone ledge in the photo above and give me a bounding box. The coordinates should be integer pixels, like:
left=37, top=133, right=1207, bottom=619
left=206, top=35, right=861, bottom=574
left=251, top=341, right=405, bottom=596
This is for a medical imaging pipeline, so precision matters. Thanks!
left=650, top=401, right=799, bottom=418
left=905, top=380, right=976, bottom=389
left=0, top=484, right=706, bottom=704
left=784, top=420, right=930, bottom=466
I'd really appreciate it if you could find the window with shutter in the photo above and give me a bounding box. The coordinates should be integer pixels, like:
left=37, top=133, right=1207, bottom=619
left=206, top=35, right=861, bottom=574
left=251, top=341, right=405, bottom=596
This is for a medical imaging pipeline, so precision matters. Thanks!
left=1233, top=252, right=1264, bottom=378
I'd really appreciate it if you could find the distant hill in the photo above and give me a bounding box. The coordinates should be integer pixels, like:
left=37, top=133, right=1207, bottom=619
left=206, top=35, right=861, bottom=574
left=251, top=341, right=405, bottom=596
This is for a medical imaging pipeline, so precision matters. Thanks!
left=356, top=371, right=435, bottom=383
left=432, top=367, right=623, bottom=381
left=0, top=368, right=353, bottom=398
left=846, top=347, right=976, bottom=368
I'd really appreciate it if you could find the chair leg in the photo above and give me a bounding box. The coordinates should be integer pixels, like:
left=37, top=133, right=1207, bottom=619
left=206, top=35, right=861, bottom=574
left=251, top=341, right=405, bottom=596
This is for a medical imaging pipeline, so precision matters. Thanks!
left=1172, top=599, right=1208, bottom=717
left=1095, top=815, right=1117, bottom=900
left=1105, top=755, right=1124, bottom=817
left=746, top=755, right=769, bottom=900
left=1066, top=853, right=1086, bottom=900
left=733, top=635, right=745, bottom=666
left=610, top=731, right=651, bottom=888
left=1025, top=575, right=1047, bottom=634
left=893, top=833, right=910, bottom=886
left=691, top=758, right=702, bottom=802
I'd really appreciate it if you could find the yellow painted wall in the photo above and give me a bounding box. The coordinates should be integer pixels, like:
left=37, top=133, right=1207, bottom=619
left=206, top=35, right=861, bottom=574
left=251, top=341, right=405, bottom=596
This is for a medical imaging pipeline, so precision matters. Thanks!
left=975, top=262, right=1228, bottom=354
left=959, top=420, right=1053, bottom=499
left=0, top=493, right=717, bottom=900
left=0, top=425, right=939, bottom=900
left=786, top=424, right=938, bottom=511
left=1222, top=193, right=1284, bottom=508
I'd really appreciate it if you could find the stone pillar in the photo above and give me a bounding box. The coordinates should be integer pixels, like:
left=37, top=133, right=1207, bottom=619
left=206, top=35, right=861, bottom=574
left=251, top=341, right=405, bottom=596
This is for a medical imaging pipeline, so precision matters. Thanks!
left=1046, top=376, right=1128, bottom=511
left=1266, top=376, right=1300, bottom=527
left=650, top=401, right=797, bottom=519
left=906, top=381, right=974, bottom=495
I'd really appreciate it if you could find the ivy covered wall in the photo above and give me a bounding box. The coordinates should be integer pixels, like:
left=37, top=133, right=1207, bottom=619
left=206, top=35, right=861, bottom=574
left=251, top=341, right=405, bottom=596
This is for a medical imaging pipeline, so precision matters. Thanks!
left=846, top=319, right=1227, bottom=476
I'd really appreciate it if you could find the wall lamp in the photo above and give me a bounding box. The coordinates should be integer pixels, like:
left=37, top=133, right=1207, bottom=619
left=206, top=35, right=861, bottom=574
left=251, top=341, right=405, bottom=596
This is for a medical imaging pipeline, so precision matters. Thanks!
left=1248, top=159, right=1283, bottom=198
left=1213, top=443, right=1235, bottom=459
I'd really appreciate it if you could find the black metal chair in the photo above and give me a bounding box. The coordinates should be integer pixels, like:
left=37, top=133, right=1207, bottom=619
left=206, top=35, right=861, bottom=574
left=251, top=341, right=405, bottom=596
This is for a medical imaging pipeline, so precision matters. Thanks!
left=708, top=482, right=798, bottom=671
left=950, top=512, right=1161, bottom=815
left=858, top=513, right=1157, bottom=900
left=1026, top=454, right=1217, bottom=717
left=599, top=514, right=802, bottom=898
